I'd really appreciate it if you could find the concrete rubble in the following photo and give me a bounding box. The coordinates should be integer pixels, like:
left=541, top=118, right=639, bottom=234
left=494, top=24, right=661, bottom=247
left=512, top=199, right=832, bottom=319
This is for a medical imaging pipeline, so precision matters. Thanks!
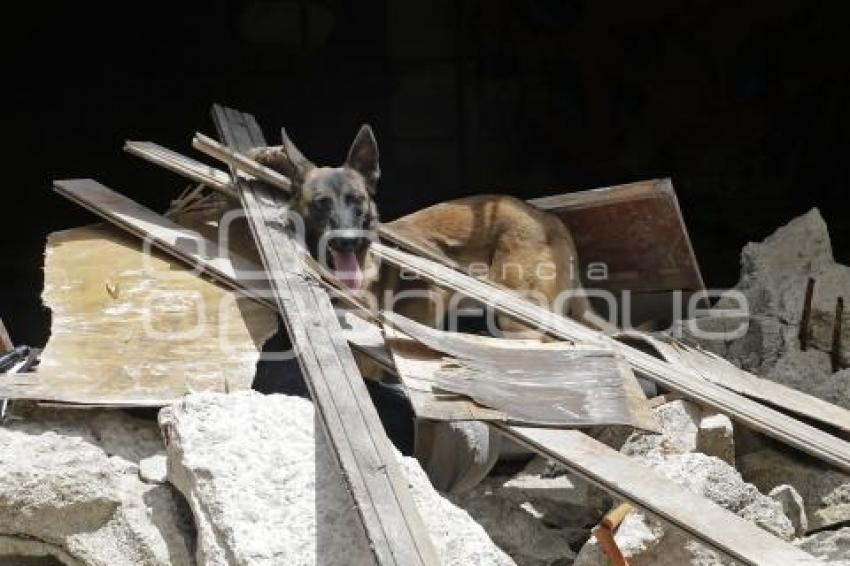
left=676, top=208, right=850, bottom=537
left=159, top=391, right=514, bottom=566
left=0, top=407, right=196, bottom=566
left=2, top=210, right=848, bottom=565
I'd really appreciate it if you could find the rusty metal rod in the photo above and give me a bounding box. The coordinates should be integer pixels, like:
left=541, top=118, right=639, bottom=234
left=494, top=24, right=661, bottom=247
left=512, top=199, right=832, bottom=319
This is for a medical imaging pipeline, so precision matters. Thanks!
left=833, top=297, right=844, bottom=373
left=799, top=277, right=815, bottom=351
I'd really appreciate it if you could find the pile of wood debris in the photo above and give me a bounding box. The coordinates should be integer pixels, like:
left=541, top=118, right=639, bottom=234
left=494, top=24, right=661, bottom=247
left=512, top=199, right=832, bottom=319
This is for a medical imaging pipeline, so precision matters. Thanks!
left=0, top=105, right=848, bottom=565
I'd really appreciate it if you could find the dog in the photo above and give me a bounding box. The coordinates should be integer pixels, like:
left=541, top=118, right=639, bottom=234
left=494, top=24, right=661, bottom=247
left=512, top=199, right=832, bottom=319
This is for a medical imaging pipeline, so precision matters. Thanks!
left=247, top=125, right=601, bottom=343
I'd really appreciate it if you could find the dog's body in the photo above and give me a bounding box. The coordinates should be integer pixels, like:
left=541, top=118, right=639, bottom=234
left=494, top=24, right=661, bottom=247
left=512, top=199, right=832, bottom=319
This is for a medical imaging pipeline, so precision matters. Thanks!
left=247, top=125, right=595, bottom=346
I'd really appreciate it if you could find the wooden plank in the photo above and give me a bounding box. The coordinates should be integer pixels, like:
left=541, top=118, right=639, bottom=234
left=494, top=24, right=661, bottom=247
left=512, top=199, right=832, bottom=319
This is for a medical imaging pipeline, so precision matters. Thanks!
left=619, top=331, right=850, bottom=435
left=124, top=141, right=238, bottom=198
left=384, top=311, right=658, bottom=430
left=528, top=178, right=705, bottom=294
left=370, top=241, right=850, bottom=472
left=498, top=426, right=823, bottom=565
left=210, top=104, right=437, bottom=566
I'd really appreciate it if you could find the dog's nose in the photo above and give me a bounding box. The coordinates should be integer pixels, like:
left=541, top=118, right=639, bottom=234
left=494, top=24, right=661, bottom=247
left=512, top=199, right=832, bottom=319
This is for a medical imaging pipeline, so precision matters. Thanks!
left=328, top=236, right=360, bottom=252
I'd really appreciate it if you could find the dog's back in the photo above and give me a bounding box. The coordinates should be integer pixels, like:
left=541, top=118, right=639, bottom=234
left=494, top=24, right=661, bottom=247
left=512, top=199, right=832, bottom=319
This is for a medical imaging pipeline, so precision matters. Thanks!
left=378, top=194, right=593, bottom=336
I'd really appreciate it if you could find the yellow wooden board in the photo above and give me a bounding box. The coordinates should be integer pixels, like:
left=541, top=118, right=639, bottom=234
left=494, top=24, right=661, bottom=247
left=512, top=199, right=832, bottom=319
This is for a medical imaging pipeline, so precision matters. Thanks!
left=8, top=224, right=278, bottom=405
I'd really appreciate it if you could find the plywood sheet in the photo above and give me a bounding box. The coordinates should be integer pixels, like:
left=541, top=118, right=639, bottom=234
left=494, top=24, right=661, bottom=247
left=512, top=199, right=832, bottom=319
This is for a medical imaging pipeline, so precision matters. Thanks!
left=25, top=224, right=278, bottom=405
left=529, top=179, right=704, bottom=294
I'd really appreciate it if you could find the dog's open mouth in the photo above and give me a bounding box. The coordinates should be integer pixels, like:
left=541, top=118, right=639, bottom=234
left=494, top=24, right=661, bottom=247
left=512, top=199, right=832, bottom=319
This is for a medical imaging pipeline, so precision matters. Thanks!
left=328, top=247, right=364, bottom=290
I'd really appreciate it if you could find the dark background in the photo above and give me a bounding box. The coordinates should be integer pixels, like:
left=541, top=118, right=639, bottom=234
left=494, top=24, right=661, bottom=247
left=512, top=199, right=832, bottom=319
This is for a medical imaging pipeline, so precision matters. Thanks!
left=4, top=1, right=849, bottom=346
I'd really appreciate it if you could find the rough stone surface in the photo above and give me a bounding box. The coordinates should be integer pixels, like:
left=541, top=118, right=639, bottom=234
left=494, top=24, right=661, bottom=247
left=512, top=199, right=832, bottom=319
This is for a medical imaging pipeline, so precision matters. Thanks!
left=139, top=454, right=169, bottom=484
left=697, top=412, right=736, bottom=466
left=794, top=527, right=850, bottom=565
left=617, top=400, right=702, bottom=459
left=159, top=391, right=514, bottom=566
left=738, top=446, right=850, bottom=531
left=769, top=484, right=808, bottom=537
left=0, top=407, right=196, bottom=566
left=678, top=208, right=850, bottom=409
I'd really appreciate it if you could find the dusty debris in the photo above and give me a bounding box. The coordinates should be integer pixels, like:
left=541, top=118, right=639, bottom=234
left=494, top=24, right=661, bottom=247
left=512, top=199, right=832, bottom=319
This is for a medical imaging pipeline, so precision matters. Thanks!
left=158, top=391, right=514, bottom=566
left=0, top=408, right=195, bottom=565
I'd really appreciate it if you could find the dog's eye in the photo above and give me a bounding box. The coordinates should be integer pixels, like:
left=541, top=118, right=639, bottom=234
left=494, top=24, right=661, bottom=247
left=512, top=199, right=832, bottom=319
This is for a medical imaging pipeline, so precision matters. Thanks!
left=344, top=194, right=364, bottom=207
left=314, top=196, right=333, bottom=210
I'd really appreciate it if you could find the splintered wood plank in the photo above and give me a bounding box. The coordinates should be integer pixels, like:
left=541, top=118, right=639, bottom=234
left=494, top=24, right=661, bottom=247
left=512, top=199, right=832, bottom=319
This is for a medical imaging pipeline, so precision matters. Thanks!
left=371, top=241, right=850, bottom=472
left=210, top=104, right=437, bottom=566
left=384, top=311, right=658, bottom=430
left=124, top=141, right=237, bottom=197
left=619, top=331, right=850, bottom=435
left=498, top=426, right=823, bottom=566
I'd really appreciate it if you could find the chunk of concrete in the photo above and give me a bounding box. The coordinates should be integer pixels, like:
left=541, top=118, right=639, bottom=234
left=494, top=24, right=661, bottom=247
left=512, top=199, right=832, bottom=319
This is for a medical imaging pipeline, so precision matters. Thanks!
left=158, top=391, right=514, bottom=566
left=738, top=446, right=850, bottom=531
left=794, top=527, right=850, bottom=565
left=697, top=412, right=735, bottom=466
left=0, top=407, right=195, bottom=566
left=769, top=484, right=808, bottom=537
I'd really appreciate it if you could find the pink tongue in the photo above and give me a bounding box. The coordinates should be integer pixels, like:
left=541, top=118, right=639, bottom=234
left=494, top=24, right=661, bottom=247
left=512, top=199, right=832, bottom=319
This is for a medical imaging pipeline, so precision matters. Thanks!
left=329, top=248, right=364, bottom=290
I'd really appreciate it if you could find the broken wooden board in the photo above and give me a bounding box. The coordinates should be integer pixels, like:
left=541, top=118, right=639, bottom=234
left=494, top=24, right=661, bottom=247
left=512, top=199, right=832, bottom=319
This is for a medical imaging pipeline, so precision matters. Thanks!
left=211, top=104, right=438, bottom=566
left=11, top=224, right=278, bottom=405
left=371, top=241, right=850, bottom=472
left=499, top=426, right=823, bottom=566
left=617, top=330, right=850, bottom=434
left=528, top=178, right=704, bottom=294
left=384, top=312, right=657, bottom=430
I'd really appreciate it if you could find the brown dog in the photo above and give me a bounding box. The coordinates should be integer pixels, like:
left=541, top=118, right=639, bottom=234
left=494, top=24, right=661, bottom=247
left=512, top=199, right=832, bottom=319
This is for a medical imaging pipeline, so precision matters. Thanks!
left=248, top=125, right=599, bottom=345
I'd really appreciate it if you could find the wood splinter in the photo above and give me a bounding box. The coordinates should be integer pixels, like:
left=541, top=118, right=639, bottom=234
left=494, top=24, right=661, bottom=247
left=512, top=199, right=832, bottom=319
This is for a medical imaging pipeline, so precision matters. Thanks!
left=799, top=277, right=815, bottom=351
left=593, top=502, right=633, bottom=566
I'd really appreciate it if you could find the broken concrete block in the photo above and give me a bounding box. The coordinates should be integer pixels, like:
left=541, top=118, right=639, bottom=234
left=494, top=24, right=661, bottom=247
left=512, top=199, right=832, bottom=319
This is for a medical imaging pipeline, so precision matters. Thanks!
left=697, top=412, right=735, bottom=466
left=159, top=391, right=514, bottom=566
left=0, top=408, right=195, bottom=566
left=794, top=527, right=850, bottom=565
left=573, top=452, right=795, bottom=566
left=139, top=454, right=169, bottom=484
left=618, top=400, right=702, bottom=459
left=769, top=484, right=808, bottom=537
left=679, top=209, right=850, bottom=409
left=738, top=446, right=850, bottom=531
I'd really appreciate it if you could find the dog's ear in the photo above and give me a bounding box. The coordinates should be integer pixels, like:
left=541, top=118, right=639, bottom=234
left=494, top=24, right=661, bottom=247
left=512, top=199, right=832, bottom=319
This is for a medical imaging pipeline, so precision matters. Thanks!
left=346, top=124, right=380, bottom=191
left=279, top=127, right=315, bottom=186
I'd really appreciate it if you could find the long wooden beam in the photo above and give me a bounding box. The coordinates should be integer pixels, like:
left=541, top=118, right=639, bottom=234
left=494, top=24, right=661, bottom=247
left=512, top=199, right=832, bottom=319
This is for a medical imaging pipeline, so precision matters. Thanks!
left=370, top=242, right=850, bottom=472
left=209, top=104, right=437, bottom=566
left=51, top=178, right=823, bottom=564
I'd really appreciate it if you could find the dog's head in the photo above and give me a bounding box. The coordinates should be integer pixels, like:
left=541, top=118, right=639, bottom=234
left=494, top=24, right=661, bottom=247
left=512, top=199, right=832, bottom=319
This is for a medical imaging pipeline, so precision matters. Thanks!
left=272, top=125, right=380, bottom=290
